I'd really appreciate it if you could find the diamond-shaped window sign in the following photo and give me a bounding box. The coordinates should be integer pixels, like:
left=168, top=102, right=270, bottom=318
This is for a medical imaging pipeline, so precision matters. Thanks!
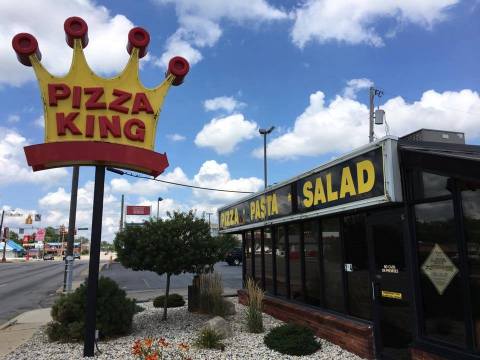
left=421, top=243, right=459, bottom=295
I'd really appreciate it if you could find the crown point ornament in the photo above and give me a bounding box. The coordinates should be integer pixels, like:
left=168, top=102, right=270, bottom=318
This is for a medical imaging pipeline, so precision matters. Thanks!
left=64, top=16, right=89, bottom=48
left=12, top=33, right=41, bottom=66
left=127, top=27, right=150, bottom=58
left=167, top=56, right=190, bottom=86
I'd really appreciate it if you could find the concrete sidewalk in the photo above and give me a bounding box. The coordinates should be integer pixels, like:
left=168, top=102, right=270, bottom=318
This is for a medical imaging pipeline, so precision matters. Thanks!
left=0, top=308, right=52, bottom=358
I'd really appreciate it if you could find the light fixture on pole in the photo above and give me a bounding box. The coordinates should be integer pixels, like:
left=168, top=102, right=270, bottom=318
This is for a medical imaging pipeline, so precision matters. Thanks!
left=157, top=197, right=163, bottom=220
left=259, top=126, right=275, bottom=190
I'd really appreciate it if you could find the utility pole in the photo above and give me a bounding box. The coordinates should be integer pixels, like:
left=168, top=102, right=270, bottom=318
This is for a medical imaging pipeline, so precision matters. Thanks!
left=1, top=210, right=6, bottom=263
left=119, top=194, right=124, bottom=231
left=369, top=86, right=384, bottom=143
left=64, top=165, right=79, bottom=292
left=206, top=212, right=213, bottom=227
left=369, top=87, right=375, bottom=143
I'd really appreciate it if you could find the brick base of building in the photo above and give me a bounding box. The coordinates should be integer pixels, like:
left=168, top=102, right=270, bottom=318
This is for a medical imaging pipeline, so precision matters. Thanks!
left=238, top=289, right=375, bottom=359
left=410, top=348, right=447, bottom=360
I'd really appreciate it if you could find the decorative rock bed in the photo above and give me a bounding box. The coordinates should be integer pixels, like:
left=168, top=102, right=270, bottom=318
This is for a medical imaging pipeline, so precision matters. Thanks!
left=5, top=299, right=363, bottom=359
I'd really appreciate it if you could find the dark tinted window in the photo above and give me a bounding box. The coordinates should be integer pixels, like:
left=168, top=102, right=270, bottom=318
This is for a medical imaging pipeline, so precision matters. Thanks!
left=264, top=227, right=274, bottom=294
left=304, top=220, right=322, bottom=306
left=254, top=229, right=262, bottom=285
left=289, top=224, right=302, bottom=300
left=343, top=214, right=371, bottom=320
left=415, top=201, right=465, bottom=346
left=322, top=217, right=344, bottom=312
left=276, top=226, right=287, bottom=297
left=413, top=171, right=452, bottom=200
left=461, top=184, right=480, bottom=350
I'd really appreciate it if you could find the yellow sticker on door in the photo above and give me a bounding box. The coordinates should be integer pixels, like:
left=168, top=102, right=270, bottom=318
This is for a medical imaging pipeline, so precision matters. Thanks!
left=381, top=290, right=403, bottom=300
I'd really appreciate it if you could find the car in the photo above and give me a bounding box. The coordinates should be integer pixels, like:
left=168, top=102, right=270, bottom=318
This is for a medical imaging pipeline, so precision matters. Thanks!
left=43, top=253, right=55, bottom=261
left=74, top=253, right=81, bottom=260
left=225, top=247, right=242, bottom=266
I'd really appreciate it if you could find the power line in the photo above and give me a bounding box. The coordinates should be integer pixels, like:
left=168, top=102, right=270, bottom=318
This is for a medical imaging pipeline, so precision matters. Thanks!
left=106, top=168, right=255, bottom=194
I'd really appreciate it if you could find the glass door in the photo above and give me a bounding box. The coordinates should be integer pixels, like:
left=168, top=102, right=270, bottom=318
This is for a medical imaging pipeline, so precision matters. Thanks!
left=367, top=209, right=413, bottom=360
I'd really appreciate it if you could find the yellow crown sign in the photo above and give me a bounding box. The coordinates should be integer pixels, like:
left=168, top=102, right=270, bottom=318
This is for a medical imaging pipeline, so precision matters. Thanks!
left=12, top=16, right=189, bottom=177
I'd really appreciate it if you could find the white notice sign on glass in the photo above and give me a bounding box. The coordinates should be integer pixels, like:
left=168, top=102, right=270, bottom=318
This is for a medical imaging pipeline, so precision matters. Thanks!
left=421, top=243, right=459, bottom=295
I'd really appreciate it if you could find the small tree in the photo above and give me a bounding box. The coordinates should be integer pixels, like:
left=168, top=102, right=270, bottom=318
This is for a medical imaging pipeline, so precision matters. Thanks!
left=114, top=211, right=219, bottom=320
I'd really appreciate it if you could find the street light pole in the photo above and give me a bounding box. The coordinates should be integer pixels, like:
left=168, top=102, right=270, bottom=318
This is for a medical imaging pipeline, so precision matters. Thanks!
left=259, top=126, right=275, bottom=190
left=157, top=197, right=163, bottom=220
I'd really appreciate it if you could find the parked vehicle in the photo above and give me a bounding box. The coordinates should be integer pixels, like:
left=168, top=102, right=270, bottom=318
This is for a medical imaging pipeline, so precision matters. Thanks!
left=225, top=247, right=242, bottom=266
left=43, top=253, right=55, bottom=261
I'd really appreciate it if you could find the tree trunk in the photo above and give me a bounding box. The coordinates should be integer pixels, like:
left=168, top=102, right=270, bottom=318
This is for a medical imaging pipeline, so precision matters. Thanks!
left=162, top=273, right=171, bottom=320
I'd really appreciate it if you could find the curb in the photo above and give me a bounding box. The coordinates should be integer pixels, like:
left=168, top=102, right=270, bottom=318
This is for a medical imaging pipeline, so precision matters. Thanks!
left=0, top=319, right=18, bottom=331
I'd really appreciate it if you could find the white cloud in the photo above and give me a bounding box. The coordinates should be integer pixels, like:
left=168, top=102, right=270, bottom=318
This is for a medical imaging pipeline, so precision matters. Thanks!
left=0, top=127, right=68, bottom=186
left=192, top=160, right=262, bottom=203
left=291, top=0, right=458, bottom=48
left=38, top=181, right=119, bottom=242
left=110, top=167, right=189, bottom=196
left=107, top=159, right=262, bottom=222
left=154, top=0, right=287, bottom=67
left=203, top=96, right=245, bottom=113
left=195, top=114, right=258, bottom=154
left=7, top=115, right=20, bottom=123
left=167, top=133, right=186, bottom=142
left=343, top=78, right=373, bottom=99
left=0, top=0, right=138, bottom=86
left=255, top=85, right=480, bottom=159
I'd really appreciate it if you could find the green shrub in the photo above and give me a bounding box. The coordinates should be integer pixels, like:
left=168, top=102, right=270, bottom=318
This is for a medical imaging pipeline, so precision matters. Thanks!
left=195, top=327, right=224, bottom=350
left=264, top=323, right=321, bottom=356
left=245, top=278, right=264, bottom=333
left=153, top=293, right=185, bottom=308
left=198, top=273, right=227, bottom=316
left=47, top=276, right=136, bottom=342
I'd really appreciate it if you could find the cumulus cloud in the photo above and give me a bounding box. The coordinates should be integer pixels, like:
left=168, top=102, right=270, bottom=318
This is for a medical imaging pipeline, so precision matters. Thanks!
left=110, top=167, right=189, bottom=196
left=291, top=0, right=458, bottom=47
left=195, top=114, right=258, bottom=154
left=167, top=133, right=186, bottom=142
left=154, top=0, right=287, bottom=67
left=106, top=159, right=263, bottom=224
left=192, top=160, right=263, bottom=203
left=0, top=127, right=68, bottom=186
left=38, top=181, right=119, bottom=242
left=203, top=96, right=245, bottom=113
left=254, top=85, right=480, bottom=159
left=0, top=0, right=138, bottom=86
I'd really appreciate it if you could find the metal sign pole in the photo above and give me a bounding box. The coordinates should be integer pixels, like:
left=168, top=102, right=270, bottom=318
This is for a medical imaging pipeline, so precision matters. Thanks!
left=83, top=166, right=105, bottom=357
left=1, top=210, right=6, bottom=263
left=64, top=165, right=79, bottom=292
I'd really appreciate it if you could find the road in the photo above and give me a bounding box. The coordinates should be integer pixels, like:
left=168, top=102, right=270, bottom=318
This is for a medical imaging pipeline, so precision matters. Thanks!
left=102, top=261, right=242, bottom=299
left=0, top=260, right=89, bottom=325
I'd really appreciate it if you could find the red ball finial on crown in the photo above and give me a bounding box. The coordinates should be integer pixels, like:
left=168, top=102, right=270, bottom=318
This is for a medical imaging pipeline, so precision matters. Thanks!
left=12, top=33, right=41, bottom=67
left=166, top=57, right=190, bottom=86
left=64, top=17, right=89, bottom=48
left=127, top=27, right=150, bottom=58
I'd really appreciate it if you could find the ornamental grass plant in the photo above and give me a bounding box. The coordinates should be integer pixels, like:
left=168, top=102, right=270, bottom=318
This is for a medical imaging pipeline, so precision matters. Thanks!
left=245, top=277, right=264, bottom=333
left=198, top=272, right=227, bottom=316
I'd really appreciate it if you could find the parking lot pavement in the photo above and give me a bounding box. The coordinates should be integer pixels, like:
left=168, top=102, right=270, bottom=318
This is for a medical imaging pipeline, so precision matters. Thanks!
left=101, top=261, right=243, bottom=300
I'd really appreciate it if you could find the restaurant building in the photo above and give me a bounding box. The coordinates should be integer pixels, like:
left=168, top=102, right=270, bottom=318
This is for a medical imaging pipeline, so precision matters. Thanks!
left=218, top=129, right=480, bottom=360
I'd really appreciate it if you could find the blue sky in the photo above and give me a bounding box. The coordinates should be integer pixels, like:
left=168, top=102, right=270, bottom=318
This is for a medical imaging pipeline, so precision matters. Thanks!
left=0, top=0, right=479, bottom=241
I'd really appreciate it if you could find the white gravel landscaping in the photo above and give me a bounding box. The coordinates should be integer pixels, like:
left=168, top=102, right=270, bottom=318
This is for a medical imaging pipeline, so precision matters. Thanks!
left=4, top=298, right=364, bottom=360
